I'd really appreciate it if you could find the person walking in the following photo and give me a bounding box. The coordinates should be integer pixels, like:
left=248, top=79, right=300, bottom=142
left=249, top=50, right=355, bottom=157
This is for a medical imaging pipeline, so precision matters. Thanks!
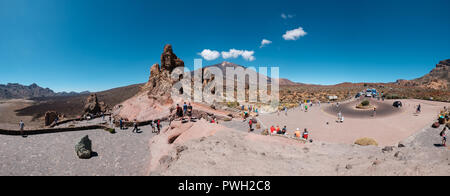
left=416, top=104, right=422, bottom=114
left=248, top=119, right=253, bottom=132
left=440, top=127, right=447, bottom=147
left=157, top=119, right=161, bottom=134
left=132, top=120, right=139, bottom=133
left=119, top=118, right=123, bottom=130
left=373, top=107, right=377, bottom=117
left=19, top=120, right=25, bottom=137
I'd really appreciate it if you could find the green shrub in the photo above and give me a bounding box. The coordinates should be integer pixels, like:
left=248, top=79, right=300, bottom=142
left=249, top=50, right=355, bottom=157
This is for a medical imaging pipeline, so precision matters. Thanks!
left=104, top=128, right=116, bottom=134
left=361, top=100, right=370, bottom=106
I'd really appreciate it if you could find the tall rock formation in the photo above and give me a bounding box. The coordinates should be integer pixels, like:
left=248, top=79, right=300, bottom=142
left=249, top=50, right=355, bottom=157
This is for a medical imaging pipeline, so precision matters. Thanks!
left=147, top=44, right=185, bottom=104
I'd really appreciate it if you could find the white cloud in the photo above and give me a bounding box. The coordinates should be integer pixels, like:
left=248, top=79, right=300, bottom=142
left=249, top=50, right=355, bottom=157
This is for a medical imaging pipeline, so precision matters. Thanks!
left=260, top=39, right=272, bottom=48
left=281, top=13, right=294, bottom=19
left=221, top=49, right=255, bottom=61
left=282, top=27, right=307, bottom=40
left=199, top=49, right=220, bottom=61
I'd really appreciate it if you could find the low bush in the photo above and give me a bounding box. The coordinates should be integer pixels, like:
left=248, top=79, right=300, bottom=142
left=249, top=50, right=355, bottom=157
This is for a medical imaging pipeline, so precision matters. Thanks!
left=355, top=138, right=378, bottom=146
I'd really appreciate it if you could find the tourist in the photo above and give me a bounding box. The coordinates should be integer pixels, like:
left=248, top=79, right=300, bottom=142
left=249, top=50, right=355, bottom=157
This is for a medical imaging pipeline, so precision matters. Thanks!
left=19, top=120, right=25, bottom=137
left=294, top=128, right=301, bottom=138
left=440, top=127, right=447, bottom=147
left=132, top=120, right=139, bottom=133
left=373, top=107, right=377, bottom=117
left=149, top=120, right=155, bottom=133
left=176, top=104, right=182, bottom=118
left=302, top=129, right=309, bottom=140
left=183, top=102, right=188, bottom=116
left=119, top=118, right=123, bottom=130
left=270, top=125, right=276, bottom=135
left=284, top=107, right=288, bottom=116
left=157, top=120, right=161, bottom=134
left=276, top=125, right=281, bottom=134
left=305, top=104, right=308, bottom=112
left=281, top=126, right=287, bottom=135
left=416, top=104, right=422, bottom=114
left=338, top=112, right=344, bottom=123
left=248, top=119, right=253, bottom=132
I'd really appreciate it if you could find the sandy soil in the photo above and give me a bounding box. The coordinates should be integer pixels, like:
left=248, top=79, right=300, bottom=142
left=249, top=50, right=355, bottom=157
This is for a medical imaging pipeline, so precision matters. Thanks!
left=258, top=99, right=450, bottom=146
left=0, top=99, right=41, bottom=129
left=159, top=125, right=450, bottom=176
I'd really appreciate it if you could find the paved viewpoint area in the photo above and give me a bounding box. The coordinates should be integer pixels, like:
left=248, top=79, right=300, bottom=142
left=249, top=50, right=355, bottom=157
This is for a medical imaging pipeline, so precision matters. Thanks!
left=258, top=99, right=450, bottom=146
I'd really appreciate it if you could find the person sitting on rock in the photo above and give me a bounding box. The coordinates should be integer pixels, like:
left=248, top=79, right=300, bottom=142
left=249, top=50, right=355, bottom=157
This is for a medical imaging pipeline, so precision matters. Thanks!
left=281, top=126, right=287, bottom=135
left=270, top=125, right=276, bottom=135
left=302, top=128, right=309, bottom=140
left=276, top=125, right=281, bottom=134
left=294, top=128, right=301, bottom=138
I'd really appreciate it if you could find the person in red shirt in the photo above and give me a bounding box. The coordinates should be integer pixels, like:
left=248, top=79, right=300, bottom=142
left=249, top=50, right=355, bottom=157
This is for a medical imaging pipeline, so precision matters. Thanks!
left=302, top=128, right=309, bottom=140
left=270, top=126, right=275, bottom=134
left=276, top=125, right=281, bottom=134
left=248, top=119, right=253, bottom=132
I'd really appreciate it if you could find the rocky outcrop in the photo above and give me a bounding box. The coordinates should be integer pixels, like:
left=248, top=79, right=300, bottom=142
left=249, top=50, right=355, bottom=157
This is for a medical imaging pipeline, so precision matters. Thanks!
left=83, top=94, right=106, bottom=115
left=75, top=135, right=93, bottom=159
left=146, top=44, right=185, bottom=104
left=44, top=111, right=59, bottom=126
left=396, top=59, right=450, bottom=90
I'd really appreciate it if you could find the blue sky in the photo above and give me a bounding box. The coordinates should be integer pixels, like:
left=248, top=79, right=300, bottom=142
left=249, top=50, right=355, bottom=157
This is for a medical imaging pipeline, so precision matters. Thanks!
left=0, top=0, right=449, bottom=92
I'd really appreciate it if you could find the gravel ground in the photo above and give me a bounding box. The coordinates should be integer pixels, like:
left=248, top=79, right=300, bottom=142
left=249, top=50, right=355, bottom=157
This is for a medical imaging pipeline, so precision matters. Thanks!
left=0, top=122, right=166, bottom=176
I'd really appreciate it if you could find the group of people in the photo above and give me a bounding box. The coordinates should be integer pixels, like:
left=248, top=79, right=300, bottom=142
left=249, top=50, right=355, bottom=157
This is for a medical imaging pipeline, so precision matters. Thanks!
left=269, top=125, right=287, bottom=135
left=267, top=125, right=310, bottom=140
left=176, top=102, right=193, bottom=119
left=118, top=118, right=161, bottom=134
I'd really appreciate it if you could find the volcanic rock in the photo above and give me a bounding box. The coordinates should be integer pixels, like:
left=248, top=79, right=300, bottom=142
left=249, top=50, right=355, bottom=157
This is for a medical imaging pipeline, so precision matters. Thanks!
left=84, top=94, right=106, bottom=115
left=146, top=44, right=185, bottom=104
left=75, top=135, right=92, bottom=159
left=44, top=111, right=59, bottom=126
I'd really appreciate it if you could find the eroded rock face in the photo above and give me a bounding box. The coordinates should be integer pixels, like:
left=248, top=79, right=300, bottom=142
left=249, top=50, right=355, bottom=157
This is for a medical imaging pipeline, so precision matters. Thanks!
left=84, top=94, right=106, bottom=115
left=147, top=44, right=185, bottom=104
left=44, top=111, right=58, bottom=126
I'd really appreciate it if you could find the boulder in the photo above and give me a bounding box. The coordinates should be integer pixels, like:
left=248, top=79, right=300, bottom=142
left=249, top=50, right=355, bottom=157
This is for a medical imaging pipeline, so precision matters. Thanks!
left=382, top=146, right=394, bottom=153
left=44, top=111, right=58, bottom=126
left=75, top=135, right=92, bottom=159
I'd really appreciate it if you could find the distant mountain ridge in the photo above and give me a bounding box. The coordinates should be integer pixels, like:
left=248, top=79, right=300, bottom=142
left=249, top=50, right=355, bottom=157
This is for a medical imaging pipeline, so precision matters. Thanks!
left=200, top=61, right=301, bottom=85
left=0, top=83, right=89, bottom=99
